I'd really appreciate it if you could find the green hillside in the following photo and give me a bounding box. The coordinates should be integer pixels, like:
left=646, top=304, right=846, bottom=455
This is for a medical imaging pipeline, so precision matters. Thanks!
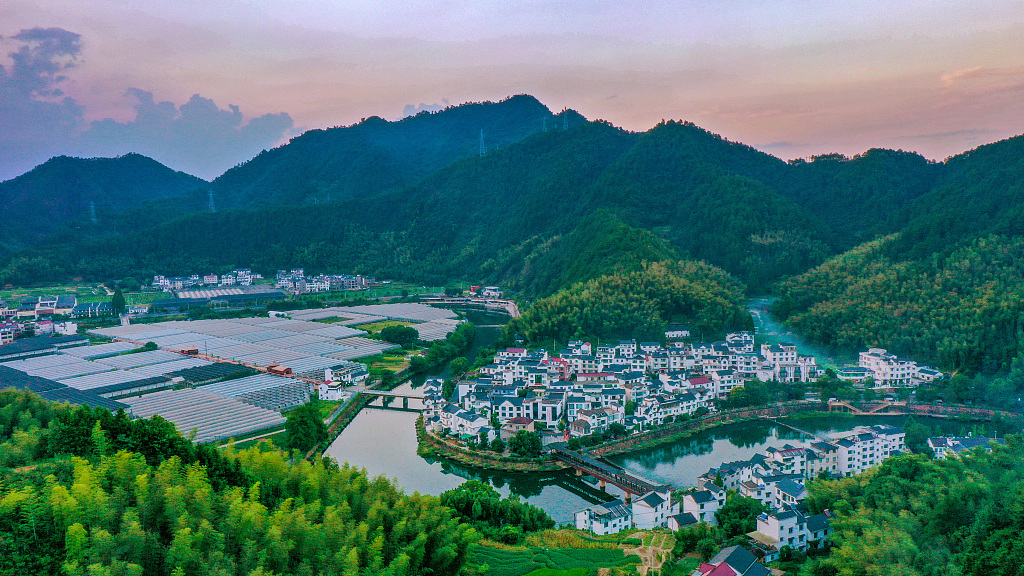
left=0, top=154, right=206, bottom=255
left=9, top=118, right=831, bottom=291
left=773, top=135, right=1024, bottom=377
left=209, top=94, right=582, bottom=210
left=4, top=97, right=1024, bottom=378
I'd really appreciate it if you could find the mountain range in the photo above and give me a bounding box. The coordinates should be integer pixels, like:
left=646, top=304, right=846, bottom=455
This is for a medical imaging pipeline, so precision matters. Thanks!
left=2, top=94, right=1023, bottom=378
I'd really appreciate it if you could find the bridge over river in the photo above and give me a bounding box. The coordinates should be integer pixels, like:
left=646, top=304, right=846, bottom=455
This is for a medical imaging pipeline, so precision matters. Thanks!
left=346, top=386, right=426, bottom=409
left=551, top=448, right=672, bottom=501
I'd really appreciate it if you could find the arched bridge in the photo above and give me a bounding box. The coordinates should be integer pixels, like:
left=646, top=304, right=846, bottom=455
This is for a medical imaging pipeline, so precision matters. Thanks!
left=551, top=448, right=671, bottom=501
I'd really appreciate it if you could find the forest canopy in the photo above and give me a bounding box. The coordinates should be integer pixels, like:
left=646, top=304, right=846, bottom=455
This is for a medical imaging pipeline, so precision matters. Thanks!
left=506, top=259, right=753, bottom=345
left=0, top=389, right=478, bottom=576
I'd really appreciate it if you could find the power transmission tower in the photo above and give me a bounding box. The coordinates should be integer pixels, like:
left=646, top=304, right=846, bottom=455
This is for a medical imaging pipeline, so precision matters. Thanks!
left=208, top=190, right=216, bottom=212
left=89, top=200, right=97, bottom=224
left=479, top=130, right=485, bottom=156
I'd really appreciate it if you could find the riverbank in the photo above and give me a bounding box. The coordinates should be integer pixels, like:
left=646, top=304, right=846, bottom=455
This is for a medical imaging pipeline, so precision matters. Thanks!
left=419, top=399, right=1020, bottom=474
left=417, top=402, right=830, bottom=473
left=416, top=416, right=567, bottom=472
left=591, top=401, right=827, bottom=457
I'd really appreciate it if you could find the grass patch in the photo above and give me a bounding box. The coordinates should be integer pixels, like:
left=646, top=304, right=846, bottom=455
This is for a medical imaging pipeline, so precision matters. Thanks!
left=467, top=543, right=639, bottom=576
left=358, top=351, right=413, bottom=372
left=316, top=400, right=345, bottom=420
left=121, top=291, right=169, bottom=305
left=354, top=320, right=416, bottom=333
left=313, top=317, right=347, bottom=324
left=523, top=569, right=589, bottom=576
left=2, top=283, right=111, bottom=305
left=663, top=557, right=702, bottom=575
left=525, top=530, right=628, bottom=549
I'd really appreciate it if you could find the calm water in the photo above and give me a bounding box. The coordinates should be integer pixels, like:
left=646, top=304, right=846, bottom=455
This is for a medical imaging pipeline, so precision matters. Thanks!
left=603, top=415, right=974, bottom=488
left=326, top=395, right=990, bottom=524
left=325, top=399, right=603, bottom=523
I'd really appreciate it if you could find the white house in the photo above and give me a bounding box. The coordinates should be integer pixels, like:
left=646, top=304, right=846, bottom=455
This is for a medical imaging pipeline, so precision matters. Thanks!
left=682, top=486, right=726, bottom=525
left=632, top=489, right=677, bottom=529
left=747, top=510, right=833, bottom=562
left=575, top=499, right=633, bottom=535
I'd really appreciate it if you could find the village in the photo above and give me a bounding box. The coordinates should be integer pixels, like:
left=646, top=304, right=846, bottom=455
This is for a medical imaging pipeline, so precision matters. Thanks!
left=406, top=328, right=949, bottom=565
left=419, top=331, right=943, bottom=445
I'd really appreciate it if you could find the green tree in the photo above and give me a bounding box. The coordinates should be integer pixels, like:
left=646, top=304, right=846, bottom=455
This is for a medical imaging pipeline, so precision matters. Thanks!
left=715, top=493, right=764, bottom=538
left=449, top=357, right=470, bottom=376
left=379, top=325, right=419, bottom=345
left=696, top=538, right=718, bottom=562
left=507, top=430, right=542, bottom=458
left=111, top=288, right=126, bottom=315
left=284, top=397, right=327, bottom=453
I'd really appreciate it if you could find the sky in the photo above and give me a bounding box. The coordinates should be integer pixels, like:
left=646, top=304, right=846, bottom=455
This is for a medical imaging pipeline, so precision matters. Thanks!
left=1, top=0, right=1022, bottom=181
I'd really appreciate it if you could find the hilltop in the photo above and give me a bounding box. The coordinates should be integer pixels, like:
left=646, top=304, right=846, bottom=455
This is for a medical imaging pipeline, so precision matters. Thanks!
left=0, top=153, right=206, bottom=255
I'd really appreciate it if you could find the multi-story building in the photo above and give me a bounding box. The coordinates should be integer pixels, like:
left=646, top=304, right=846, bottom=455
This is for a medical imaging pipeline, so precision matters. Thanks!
left=858, top=348, right=916, bottom=386
left=748, top=510, right=834, bottom=561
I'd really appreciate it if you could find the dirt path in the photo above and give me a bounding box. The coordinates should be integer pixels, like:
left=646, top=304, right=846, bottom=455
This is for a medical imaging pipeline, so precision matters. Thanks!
left=622, top=531, right=676, bottom=575
left=219, top=428, right=284, bottom=447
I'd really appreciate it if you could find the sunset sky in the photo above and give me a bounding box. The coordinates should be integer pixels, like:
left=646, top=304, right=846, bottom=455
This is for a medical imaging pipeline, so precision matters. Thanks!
left=2, top=0, right=1022, bottom=181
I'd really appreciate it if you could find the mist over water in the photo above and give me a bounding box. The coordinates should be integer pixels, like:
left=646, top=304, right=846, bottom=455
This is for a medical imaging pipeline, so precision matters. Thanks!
left=748, top=297, right=853, bottom=369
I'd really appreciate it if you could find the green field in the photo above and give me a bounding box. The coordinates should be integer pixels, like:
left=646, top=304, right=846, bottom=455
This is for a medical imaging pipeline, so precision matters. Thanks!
left=1, top=283, right=108, bottom=303
left=0, top=283, right=170, bottom=306
left=467, top=545, right=639, bottom=576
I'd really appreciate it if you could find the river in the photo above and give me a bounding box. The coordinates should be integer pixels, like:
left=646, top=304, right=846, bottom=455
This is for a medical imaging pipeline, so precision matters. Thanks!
left=325, top=303, right=999, bottom=524
left=748, top=297, right=853, bottom=369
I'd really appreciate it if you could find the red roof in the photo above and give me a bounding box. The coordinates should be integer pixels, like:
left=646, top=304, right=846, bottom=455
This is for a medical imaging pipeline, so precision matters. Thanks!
left=506, top=348, right=526, bottom=353
left=688, top=377, right=712, bottom=385
left=506, top=417, right=534, bottom=425
left=707, top=564, right=737, bottom=576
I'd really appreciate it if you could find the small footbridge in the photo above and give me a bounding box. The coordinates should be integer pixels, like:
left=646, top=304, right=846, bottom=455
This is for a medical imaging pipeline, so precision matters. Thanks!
left=550, top=448, right=672, bottom=501
left=347, top=386, right=426, bottom=410
left=828, top=399, right=908, bottom=416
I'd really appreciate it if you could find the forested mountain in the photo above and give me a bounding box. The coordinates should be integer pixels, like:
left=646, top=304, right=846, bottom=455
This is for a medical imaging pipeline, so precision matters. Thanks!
left=505, top=259, right=753, bottom=344
left=0, top=154, right=206, bottom=256
left=3, top=96, right=1024, bottom=376
left=773, top=135, right=1024, bottom=376
left=2, top=119, right=833, bottom=292
left=783, top=149, right=941, bottom=245
left=208, top=94, right=582, bottom=210
left=0, top=96, right=581, bottom=258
